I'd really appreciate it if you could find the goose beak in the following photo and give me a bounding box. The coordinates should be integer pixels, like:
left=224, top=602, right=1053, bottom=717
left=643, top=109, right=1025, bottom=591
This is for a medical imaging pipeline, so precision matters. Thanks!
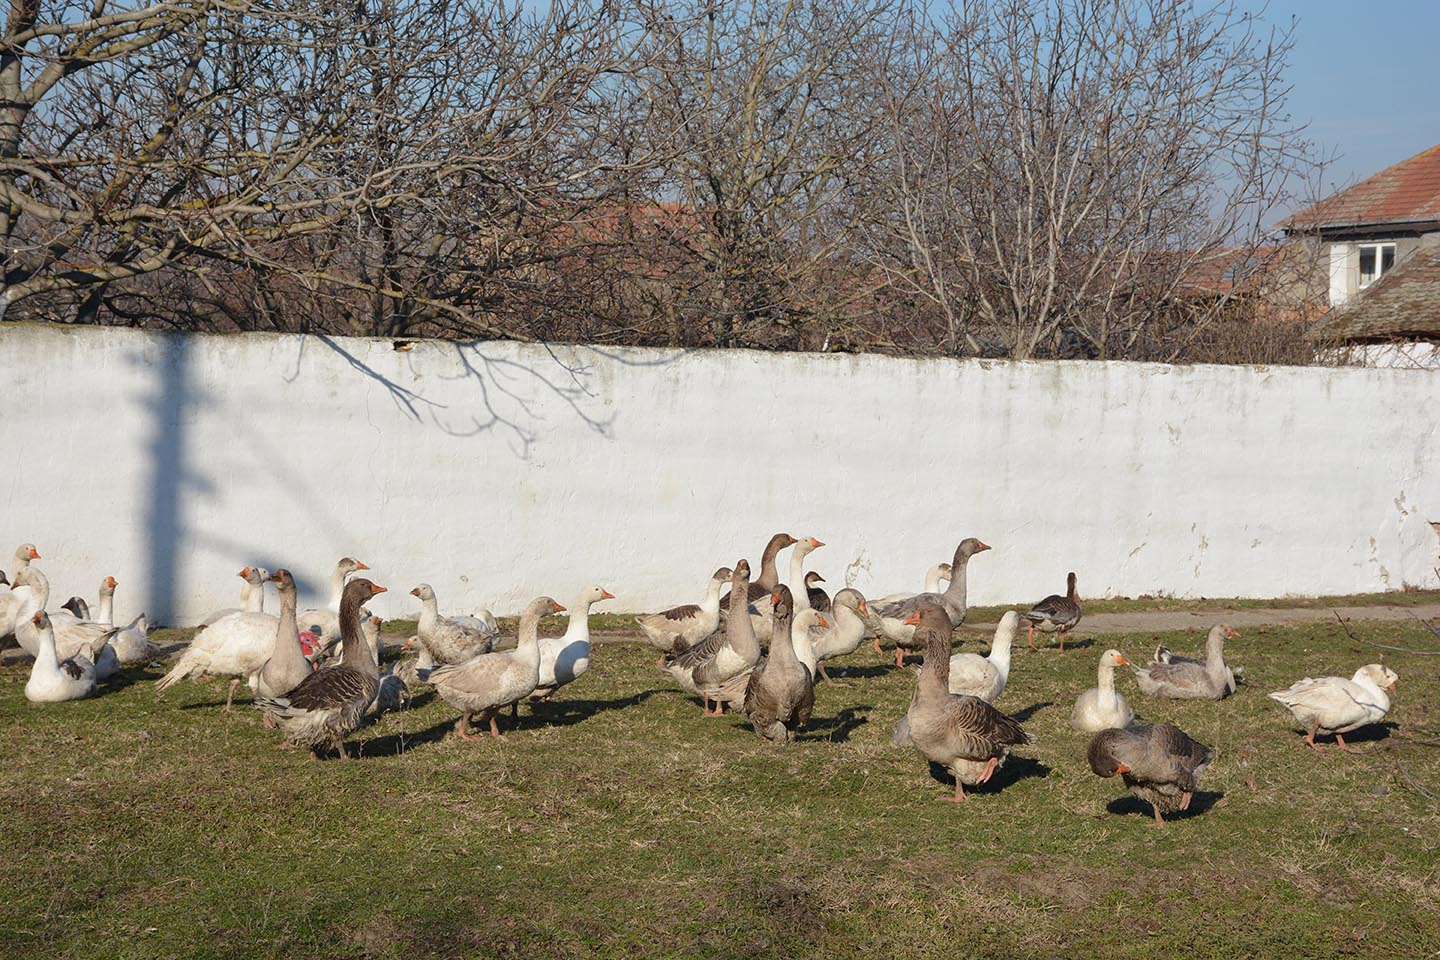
left=268, top=571, right=282, bottom=583
left=1225, top=627, right=1240, bottom=638
left=370, top=584, right=387, bottom=595
left=976, top=541, right=991, bottom=552
left=812, top=574, right=826, bottom=583
left=858, top=601, right=868, bottom=615
left=1115, top=654, right=1130, bottom=666
left=106, top=576, right=117, bottom=588
left=810, top=538, right=825, bottom=548
left=402, top=637, right=415, bottom=650
left=1113, top=763, right=1130, bottom=775
left=770, top=590, right=782, bottom=605
left=409, top=587, right=421, bottom=597
left=553, top=602, right=567, bottom=613
left=31, top=610, right=43, bottom=624
left=28, top=548, right=39, bottom=559
left=601, top=589, right=616, bottom=600
left=903, top=611, right=922, bottom=626
left=238, top=567, right=250, bottom=578
left=817, top=615, right=829, bottom=628
left=1387, top=681, right=1397, bottom=692
left=356, top=561, right=370, bottom=571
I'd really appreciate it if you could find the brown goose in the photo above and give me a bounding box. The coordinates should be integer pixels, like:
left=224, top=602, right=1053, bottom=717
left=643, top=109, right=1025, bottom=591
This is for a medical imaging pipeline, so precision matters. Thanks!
left=663, top=561, right=759, bottom=716
left=804, top=572, right=830, bottom=613
left=899, top=604, right=1033, bottom=801
left=255, top=577, right=387, bottom=760
left=1022, top=572, right=1082, bottom=652
left=741, top=586, right=814, bottom=743
left=1087, top=723, right=1213, bottom=827
left=636, top=567, right=731, bottom=663
left=870, top=538, right=990, bottom=666
left=721, top=532, right=797, bottom=608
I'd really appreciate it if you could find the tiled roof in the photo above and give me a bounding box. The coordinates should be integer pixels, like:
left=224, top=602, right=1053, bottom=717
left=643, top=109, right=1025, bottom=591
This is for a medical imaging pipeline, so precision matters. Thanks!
left=1287, top=143, right=1440, bottom=230
left=1306, top=244, right=1440, bottom=341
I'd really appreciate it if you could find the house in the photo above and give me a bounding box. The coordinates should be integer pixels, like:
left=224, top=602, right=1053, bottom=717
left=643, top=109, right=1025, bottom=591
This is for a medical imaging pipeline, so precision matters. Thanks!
left=1284, top=142, right=1440, bottom=364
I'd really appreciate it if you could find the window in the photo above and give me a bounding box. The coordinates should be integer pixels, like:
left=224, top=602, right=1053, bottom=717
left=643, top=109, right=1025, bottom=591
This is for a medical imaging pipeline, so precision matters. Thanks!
left=1359, top=242, right=1396, bottom=288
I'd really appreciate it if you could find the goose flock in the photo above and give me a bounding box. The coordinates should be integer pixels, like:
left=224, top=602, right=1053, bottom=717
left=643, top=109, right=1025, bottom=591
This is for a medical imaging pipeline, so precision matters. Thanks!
left=0, top=534, right=1403, bottom=827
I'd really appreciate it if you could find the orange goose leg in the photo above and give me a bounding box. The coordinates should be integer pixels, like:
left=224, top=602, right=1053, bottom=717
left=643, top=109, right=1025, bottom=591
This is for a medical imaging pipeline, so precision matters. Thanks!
left=894, top=647, right=905, bottom=668
left=1335, top=731, right=1353, bottom=752
left=456, top=712, right=486, bottom=742
left=939, top=779, right=967, bottom=803
left=1026, top=625, right=1037, bottom=652
left=1148, top=805, right=1166, bottom=828
left=224, top=678, right=241, bottom=711
left=489, top=713, right=505, bottom=739
left=1304, top=725, right=1324, bottom=752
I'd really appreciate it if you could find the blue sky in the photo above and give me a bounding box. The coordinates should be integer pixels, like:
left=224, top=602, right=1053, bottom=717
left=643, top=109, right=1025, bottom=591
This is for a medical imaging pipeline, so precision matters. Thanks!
left=1236, top=0, right=1440, bottom=196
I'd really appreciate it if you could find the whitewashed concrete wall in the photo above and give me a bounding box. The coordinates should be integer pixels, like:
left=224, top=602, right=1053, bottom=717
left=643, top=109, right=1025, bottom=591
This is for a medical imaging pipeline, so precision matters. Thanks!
left=2, top=323, right=1437, bottom=625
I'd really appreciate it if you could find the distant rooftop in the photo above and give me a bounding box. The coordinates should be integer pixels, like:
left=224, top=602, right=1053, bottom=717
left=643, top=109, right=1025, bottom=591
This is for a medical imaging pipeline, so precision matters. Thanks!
left=1287, top=142, right=1440, bottom=231
left=1306, top=243, right=1440, bottom=342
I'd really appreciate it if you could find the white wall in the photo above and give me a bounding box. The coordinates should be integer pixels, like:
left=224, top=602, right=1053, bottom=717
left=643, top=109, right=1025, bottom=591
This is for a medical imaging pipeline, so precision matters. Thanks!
left=2, top=323, right=1437, bottom=624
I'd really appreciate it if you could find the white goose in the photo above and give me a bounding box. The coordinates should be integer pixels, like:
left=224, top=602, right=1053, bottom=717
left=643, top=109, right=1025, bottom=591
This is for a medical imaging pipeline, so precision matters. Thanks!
left=0, top=543, right=41, bottom=641
left=1269, top=664, right=1398, bottom=751
left=199, top=566, right=270, bottom=625
left=785, top=536, right=826, bottom=613
left=533, top=585, right=615, bottom=700
left=1071, top=649, right=1135, bottom=732
left=24, top=611, right=96, bottom=703
left=809, top=588, right=869, bottom=685
left=155, top=603, right=280, bottom=709
left=297, top=556, right=370, bottom=652
left=406, top=583, right=501, bottom=664
left=945, top=611, right=1019, bottom=703
left=56, top=575, right=154, bottom=665
left=11, top=569, right=120, bottom=680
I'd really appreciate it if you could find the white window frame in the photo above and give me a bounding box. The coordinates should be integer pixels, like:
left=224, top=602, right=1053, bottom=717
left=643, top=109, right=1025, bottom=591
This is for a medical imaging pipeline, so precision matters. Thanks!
left=1358, top=242, right=1396, bottom=289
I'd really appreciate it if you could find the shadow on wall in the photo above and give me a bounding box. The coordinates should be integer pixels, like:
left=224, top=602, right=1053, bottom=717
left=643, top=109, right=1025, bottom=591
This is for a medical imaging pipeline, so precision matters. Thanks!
left=310, top=335, right=623, bottom=459
left=142, top=335, right=191, bottom=626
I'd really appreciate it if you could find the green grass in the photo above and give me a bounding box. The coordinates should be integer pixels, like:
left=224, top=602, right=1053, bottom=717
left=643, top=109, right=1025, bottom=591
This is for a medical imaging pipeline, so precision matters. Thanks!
left=2, top=617, right=1438, bottom=959
left=966, top=588, right=1440, bottom=624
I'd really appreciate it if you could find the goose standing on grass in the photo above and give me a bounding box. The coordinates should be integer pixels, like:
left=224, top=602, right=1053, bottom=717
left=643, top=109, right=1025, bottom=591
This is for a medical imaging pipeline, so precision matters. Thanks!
left=898, top=604, right=1033, bottom=801
left=1023, top=572, right=1083, bottom=652
left=24, top=611, right=97, bottom=703
left=255, top=578, right=388, bottom=759
left=1132, top=625, right=1237, bottom=700
left=706, top=604, right=828, bottom=713
left=946, top=611, right=1019, bottom=702
left=1268, top=664, right=1398, bottom=752
left=665, top=562, right=760, bottom=716
left=298, top=557, right=370, bottom=652
left=0, top=543, right=41, bottom=641
left=1088, top=723, right=1213, bottom=827
left=531, top=585, right=615, bottom=701
left=870, top=538, right=990, bottom=667
left=636, top=567, right=731, bottom=662
left=429, top=596, right=564, bottom=740
left=200, top=566, right=270, bottom=625
left=406, top=583, right=501, bottom=664
left=870, top=562, right=951, bottom=606
left=155, top=594, right=280, bottom=710
left=810, top=588, right=869, bottom=686
left=1071, top=649, right=1135, bottom=732
left=255, top=570, right=316, bottom=729
left=741, top=587, right=815, bottom=743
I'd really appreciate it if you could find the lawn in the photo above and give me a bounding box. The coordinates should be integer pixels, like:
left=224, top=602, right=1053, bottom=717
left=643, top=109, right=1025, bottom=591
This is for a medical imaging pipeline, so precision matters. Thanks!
left=1, top=615, right=1437, bottom=959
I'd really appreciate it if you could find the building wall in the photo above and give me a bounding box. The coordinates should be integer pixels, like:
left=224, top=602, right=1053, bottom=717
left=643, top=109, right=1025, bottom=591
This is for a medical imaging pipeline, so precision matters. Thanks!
left=2, top=324, right=1437, bottom=624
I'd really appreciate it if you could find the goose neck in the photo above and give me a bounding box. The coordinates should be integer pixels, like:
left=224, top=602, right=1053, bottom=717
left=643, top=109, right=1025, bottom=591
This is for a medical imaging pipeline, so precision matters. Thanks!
left=337, top=593, right=377, bottom=675
left=96, top=593, right=114, bottom=625
left=787, top=550, right=812, bottom=612
left=564, top=597, right=594, bottom=644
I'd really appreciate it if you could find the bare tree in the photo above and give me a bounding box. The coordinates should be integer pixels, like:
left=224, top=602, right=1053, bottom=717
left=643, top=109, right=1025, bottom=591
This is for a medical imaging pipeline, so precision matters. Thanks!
left=859, top=0, right=1314, bottom=360
left=0, top=1, right=654, bottom=337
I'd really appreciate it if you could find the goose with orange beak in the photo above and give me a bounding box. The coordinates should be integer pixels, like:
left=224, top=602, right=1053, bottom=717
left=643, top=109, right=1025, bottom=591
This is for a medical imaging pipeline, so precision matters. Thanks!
left=531, top=585, right=616, bottom=703
left=1071, top=649, right=1136, bottom=731
left=896, top=604, right=1033, bottom=801
left=1088, top=723, right=1212, bottom=827
left=255, top=578, right=389, bottom=759
left=868, top=538, right=990, bottom=667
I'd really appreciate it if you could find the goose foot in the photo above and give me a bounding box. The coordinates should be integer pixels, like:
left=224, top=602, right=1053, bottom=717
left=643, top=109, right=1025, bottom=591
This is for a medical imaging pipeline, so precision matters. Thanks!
left=276, top=740, right=300, bottom=750
left=1026, top=626, right=1037, bottom=651
left=224, top=678, right=241, bottom=710
left=489, top=715, right=505, bottom=739
left=871, top=638, right=884, bottom=657
left=1304, top=727, right=1325, bottom=752
left=894, top=648, right=905, bottom=668
left=262, top=712, right=276, bottom=729
left=939, top=781, right=968, bottom=803
left=819, top=665, right=850, bottom=687
left=1335, top=732, right=1355, bottom=752
left=1147, top=805, right=1167, bottom=828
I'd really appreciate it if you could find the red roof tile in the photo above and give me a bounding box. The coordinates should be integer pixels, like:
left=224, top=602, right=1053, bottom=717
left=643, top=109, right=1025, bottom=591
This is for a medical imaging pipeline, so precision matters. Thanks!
left=1287, top=143, right=1440, bottom=229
